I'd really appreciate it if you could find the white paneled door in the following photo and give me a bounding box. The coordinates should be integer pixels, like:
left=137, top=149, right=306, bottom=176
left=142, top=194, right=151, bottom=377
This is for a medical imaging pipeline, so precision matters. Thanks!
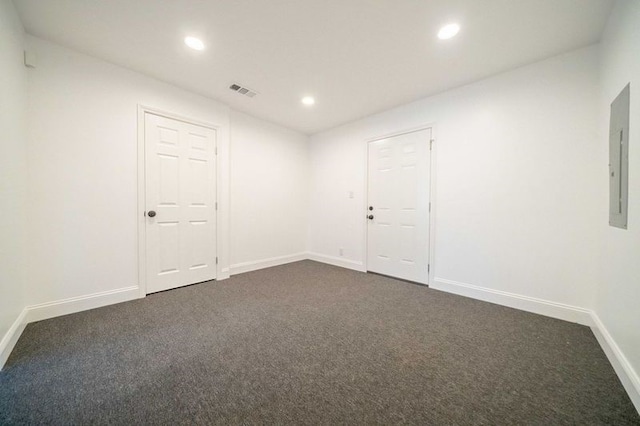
left=367, top=129, right=431, bottom=284
left=144, top=113, right=217, bottom=294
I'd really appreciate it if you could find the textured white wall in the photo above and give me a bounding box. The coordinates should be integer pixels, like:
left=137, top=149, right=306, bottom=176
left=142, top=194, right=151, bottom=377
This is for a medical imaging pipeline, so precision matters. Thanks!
left=230, top=111, right=309, bottom=269
left=0, top=0, right=28, bottom=348
left=309, top=46, right=602, bottom=309
left=597, top=0, right=640, bottom=402
left=25, top=36, right=231, bottom=304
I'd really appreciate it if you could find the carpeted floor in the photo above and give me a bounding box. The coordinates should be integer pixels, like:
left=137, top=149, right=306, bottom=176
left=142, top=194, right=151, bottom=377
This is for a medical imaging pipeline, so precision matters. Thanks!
left=1, top=260, right=638, bottom=425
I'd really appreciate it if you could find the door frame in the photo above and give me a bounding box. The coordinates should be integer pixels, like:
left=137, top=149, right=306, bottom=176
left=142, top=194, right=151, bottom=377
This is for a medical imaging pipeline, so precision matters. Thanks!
left=363, top=124, right=437, bottom=285
left=137, top=105, right=222, bottom=298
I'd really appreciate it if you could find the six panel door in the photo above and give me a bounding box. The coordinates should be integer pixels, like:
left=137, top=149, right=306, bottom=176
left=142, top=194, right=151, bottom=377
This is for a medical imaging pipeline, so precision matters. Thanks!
left=145, top=113, right=217, bottom=294
left=367, top=129, right=431, bottom=284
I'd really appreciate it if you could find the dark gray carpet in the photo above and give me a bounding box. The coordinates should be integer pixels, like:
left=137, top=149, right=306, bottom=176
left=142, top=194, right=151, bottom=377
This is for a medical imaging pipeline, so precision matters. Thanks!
left=1, top=261, right=638, bottom=425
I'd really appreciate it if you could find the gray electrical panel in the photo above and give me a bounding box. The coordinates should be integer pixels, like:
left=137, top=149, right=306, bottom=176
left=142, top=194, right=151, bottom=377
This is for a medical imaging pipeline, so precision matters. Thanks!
left=609, top=83, right=630, bottom=229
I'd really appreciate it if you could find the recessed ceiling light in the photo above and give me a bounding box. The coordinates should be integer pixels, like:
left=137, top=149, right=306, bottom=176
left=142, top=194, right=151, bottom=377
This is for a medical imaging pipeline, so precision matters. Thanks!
left=437, top=23, right=460, bottom=40
left=184, top=36, right=205, bottom=51
left=301, top=96, right=315, bottom=106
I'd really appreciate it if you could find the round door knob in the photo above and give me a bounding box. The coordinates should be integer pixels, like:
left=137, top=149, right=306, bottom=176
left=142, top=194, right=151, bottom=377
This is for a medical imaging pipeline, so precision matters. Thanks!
left=148, top=210, right=156, bottom=218
left=369, top=206, right=374, bottom=211
left=368, top=215, right=374, bottom=220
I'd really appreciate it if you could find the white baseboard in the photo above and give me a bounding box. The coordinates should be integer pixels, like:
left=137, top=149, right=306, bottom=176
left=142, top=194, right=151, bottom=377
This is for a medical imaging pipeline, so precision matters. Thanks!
left=219, top=267, right=231, bottom=281
left=590, top=312, right=640, bottom=413
left=230, top=252, right=307, bottom=275
left=306, top=252, right=366, bottom=272
left=0, top=308, right=28, bottom=370
left=431, top=277, right=639, bottom=412
left=431, top=277, right=592, bottom=325
left=2, top=264, right=638, bottom=415
left=25, top=286, right=140, bottom=324
left=1, top=285, right=139, bottom=370
left=230, top=252, right=366, bottom=275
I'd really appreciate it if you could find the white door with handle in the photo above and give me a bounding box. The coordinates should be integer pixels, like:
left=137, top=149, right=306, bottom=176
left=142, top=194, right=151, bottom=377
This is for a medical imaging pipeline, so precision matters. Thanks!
left=144, top=112, right=217, bottom=294
left=367, top=128, right=431, bottom=284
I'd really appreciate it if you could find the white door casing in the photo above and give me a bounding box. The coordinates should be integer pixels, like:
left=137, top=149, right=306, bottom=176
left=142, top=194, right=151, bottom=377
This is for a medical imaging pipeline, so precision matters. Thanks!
left=367, top=128, right=431, bottom=284
left=144, top=112, right=217, bottom=294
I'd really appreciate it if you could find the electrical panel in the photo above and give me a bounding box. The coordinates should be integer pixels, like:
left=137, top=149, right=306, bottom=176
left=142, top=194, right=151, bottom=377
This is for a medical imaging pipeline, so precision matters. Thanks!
left=609, top=83, right=630, bottom=229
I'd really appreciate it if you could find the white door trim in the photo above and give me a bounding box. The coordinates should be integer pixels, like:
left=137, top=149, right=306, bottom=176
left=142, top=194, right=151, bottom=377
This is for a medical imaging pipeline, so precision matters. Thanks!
left=363, top=123, right=437, bottom=285
left=137, top=105, right=222, bottom=298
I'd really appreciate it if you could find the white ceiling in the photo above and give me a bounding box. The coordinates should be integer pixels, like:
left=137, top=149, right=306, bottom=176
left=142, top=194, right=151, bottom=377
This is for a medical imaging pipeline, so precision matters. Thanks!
left=14, top=0, right=614, bottom=134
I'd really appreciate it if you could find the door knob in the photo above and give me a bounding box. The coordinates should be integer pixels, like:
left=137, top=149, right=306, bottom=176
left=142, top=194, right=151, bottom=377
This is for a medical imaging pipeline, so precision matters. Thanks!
left=148, top=210, right=156, bottom=218
left=368, top=215, right=374, bottom=220
left=369, top=206, right=374, bottom=211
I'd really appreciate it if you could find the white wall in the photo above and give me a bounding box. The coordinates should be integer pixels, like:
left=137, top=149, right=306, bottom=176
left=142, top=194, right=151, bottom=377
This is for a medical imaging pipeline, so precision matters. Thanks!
left=309, top=46, right=602, bottom=313
left=230, top=111, right=309, bottom=272
left=597, top=0, right=640, bottom=405
left=3, top=3, right=638, bottom=406
left=25, top=35, right=231, bottom=305
left=25, top=35, right=312, bottom=306
left=0, top=0, right=28, bottom=357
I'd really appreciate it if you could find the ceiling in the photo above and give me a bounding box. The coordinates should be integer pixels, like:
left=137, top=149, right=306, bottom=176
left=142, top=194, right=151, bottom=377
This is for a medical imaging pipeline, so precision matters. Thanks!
left=14, top=0, right=614, bottom=134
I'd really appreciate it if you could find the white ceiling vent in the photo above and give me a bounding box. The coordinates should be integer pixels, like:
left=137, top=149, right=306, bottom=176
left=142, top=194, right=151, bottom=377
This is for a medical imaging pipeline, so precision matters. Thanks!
left=229, top=83, right=258, bottom=98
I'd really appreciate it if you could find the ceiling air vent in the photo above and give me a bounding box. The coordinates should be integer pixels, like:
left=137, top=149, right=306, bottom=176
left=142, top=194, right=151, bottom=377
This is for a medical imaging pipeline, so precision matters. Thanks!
left=229, top=83, right=258, bottom=98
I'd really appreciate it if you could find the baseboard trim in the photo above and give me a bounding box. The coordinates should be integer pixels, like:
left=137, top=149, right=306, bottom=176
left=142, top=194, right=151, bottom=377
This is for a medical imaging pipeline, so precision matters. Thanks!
left=25, top=286, right=140, bottom=324
left=230, top=253, right=307, bottom=275
left=430, top=276, right=639, bottom=411
left=219, top=268, right=231, bottom=281
left=3, top=266, right=638, bottom=415
left=0, top=308, right=28, bottom=370
left=306, top=252, right=366, bottom=272
left=590, top=312, right=640, bottom=413
left=431, top=277, right=592, bottom=325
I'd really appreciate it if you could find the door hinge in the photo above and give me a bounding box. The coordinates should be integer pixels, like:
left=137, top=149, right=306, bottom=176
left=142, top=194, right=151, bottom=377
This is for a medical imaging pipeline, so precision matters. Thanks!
left=429, top=202, right=431, bottom=212
left=215, top=202, right=218, bottom=210
left=215, top=146, right=218, bottom=155
left=430, top=139, right=434, bottom=150
left=428, top=264, right=430, bottom=273
left=216, top=257, right=218, bottom=265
